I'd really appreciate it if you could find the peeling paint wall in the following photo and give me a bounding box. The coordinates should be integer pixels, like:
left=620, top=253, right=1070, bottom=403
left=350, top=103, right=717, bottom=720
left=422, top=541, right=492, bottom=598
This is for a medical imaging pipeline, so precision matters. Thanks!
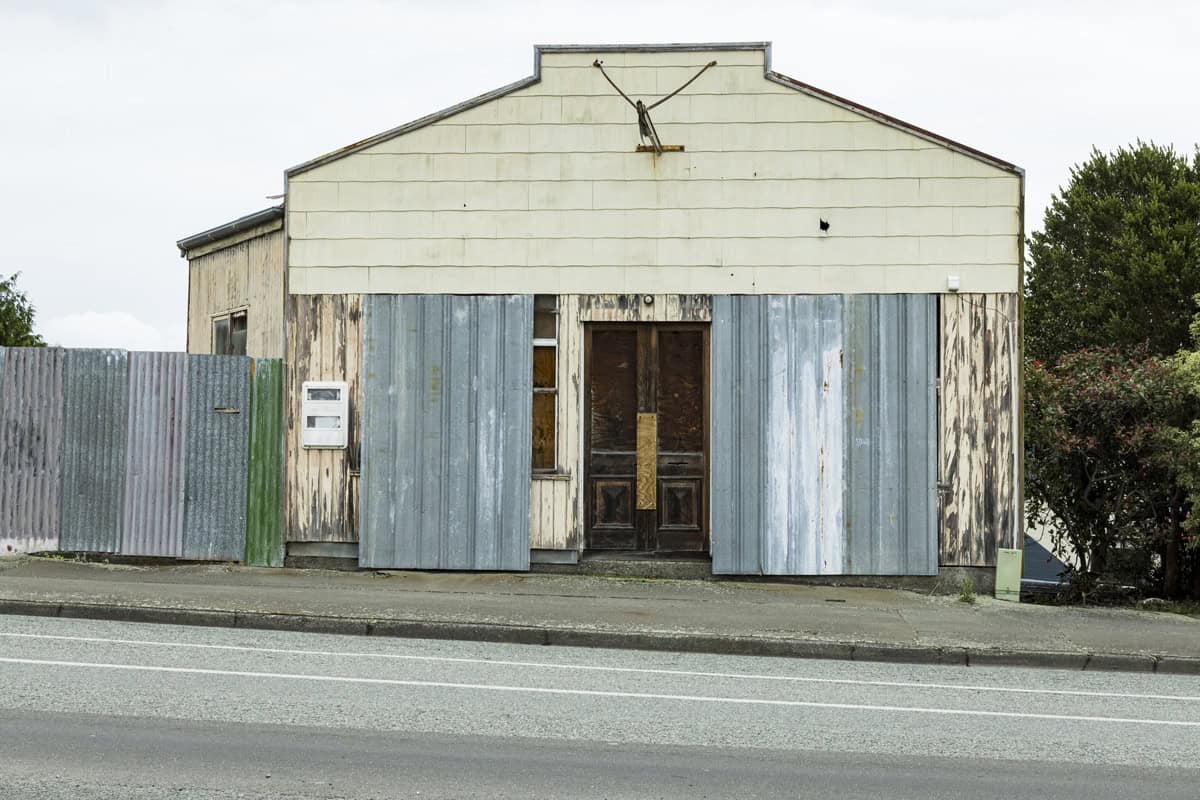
left=284, top=294, right=362, bottom=543
left=578, top=294, right=712, bottom=323
left=939, top=292, right=1019, bottom=567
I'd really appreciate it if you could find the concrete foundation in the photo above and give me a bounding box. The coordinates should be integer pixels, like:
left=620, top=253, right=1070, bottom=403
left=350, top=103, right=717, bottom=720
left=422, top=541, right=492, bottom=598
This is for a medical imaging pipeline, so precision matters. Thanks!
left=533, top=553, right=994, bottom=595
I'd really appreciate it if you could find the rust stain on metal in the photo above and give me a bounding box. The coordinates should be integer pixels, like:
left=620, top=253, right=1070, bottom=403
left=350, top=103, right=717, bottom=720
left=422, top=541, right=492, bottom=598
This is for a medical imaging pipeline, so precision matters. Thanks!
left=636, top=412, right=657, bottom=510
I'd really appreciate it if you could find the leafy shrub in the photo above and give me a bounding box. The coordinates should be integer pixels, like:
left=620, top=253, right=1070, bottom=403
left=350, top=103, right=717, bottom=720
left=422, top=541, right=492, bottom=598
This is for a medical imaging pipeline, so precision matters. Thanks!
left=1025, top=347, right=1199, bottom=598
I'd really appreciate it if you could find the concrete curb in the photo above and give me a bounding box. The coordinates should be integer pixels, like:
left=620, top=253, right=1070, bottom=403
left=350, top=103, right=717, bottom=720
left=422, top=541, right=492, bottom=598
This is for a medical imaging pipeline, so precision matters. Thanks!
left=2, top=598, right=1194, bottom=675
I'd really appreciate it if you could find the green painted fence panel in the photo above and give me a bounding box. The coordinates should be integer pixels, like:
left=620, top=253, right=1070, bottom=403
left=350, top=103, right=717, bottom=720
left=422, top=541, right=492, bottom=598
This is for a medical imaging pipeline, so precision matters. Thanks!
left=245, top=358, right=284, bottom=567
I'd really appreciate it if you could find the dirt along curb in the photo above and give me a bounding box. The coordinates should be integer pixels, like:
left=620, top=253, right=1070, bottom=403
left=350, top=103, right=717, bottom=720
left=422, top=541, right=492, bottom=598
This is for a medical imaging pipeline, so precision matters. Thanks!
left=4, top=597, right=1197, bottom=675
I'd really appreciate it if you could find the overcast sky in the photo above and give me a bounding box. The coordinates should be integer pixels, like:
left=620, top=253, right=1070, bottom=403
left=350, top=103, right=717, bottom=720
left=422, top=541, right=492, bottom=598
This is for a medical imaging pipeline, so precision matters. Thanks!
left=3, top=0, right=1197, bottom=350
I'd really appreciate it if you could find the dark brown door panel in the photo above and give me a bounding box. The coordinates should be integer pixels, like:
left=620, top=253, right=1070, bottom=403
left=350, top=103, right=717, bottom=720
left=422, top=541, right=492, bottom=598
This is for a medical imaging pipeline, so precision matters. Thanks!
left=585, top=323, right=708, bottom=555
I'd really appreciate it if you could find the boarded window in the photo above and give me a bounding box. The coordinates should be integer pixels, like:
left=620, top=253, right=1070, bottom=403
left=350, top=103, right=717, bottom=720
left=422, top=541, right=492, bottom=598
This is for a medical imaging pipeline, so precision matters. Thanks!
left=533, top=295, right=558, bottom=471
left=213, top=310, right=248, bottom=356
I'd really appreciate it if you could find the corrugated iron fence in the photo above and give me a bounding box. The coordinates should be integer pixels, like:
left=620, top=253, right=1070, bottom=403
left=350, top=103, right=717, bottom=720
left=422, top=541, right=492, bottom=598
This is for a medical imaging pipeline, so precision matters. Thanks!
left=0, top=346, right=283, bottom=565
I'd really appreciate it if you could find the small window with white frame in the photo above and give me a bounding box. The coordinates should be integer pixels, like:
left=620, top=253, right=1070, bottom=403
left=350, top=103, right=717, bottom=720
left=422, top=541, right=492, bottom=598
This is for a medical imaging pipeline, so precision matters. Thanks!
left=532, top=295, right=558, bottom=472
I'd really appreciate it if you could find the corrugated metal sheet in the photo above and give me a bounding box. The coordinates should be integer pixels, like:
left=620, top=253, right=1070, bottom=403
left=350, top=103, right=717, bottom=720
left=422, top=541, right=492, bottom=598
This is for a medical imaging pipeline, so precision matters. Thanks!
left=183, top=355, right=250, bottom=561
left=843, top=295, right=937, bottom=575
left=711, top=295, right=937, bottom=576
left=710, top=297, right=844, bottom=575
left=0, top=347, right=65, bottom=555
left=60, top=349, right=129, bottom=553
left=245, top=358, right=284, bottom=567
left=122, top=351, right=189, bottom=557
left=360, top=295, right=533, bottom=570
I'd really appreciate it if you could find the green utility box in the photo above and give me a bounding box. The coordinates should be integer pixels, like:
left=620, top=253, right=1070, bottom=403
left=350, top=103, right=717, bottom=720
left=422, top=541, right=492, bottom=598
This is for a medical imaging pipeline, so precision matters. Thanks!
left=995, top=547, right=1023, bottom=602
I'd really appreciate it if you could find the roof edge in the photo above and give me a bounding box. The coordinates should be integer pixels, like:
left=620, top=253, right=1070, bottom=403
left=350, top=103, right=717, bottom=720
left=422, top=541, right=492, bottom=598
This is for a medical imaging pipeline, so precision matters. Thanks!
left=534, top=41, right=770, bottom=53
left=764, top=69, right=1022, bottom=176
left=285, top=40, right=1021, bottom=180
left=176, top=205, right=284, bottom=257
left=286, top=42, right=772, bottom=178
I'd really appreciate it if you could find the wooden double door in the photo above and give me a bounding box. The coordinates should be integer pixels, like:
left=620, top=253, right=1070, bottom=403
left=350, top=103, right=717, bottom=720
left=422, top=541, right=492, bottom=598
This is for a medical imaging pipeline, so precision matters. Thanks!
left=585, top=324, right=708, bottom=554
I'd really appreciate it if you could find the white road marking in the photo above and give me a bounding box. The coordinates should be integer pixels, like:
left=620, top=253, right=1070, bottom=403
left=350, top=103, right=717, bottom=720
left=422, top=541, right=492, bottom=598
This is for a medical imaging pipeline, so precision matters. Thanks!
left=1, top=655, right=1198, bottom=727
left=0, top=630, right=1196, bottom=703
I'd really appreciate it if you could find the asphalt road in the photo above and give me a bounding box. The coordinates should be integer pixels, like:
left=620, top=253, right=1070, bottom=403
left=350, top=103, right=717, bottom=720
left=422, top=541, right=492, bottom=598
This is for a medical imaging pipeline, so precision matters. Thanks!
left=1, top=614, right=1198, bottom=799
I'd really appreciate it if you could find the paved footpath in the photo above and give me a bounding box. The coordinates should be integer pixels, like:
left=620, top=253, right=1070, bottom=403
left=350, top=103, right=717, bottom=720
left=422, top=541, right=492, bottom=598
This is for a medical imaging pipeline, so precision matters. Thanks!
left=0, top=556, right=1197, bottom=673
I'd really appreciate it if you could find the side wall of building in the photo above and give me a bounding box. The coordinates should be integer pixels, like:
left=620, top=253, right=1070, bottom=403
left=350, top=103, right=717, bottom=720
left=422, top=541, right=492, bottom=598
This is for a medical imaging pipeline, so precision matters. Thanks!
left=186, top=226, right=285, bottom=358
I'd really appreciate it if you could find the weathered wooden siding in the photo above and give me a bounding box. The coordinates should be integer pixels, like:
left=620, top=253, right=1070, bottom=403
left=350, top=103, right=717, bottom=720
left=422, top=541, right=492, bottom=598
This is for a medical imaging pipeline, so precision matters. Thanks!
left=288, top=46, right=1020, bottom=296
left=577, top=294, right=712, bottom=323
left=530, top=478, right=574, bottom=550
left=530, top=295, right=582, bottom=551
left=186, top=227, right=285, bottom=357
left=284, top=294, right=362, bottom=543
left=939, top=292, right=1019, bottom=567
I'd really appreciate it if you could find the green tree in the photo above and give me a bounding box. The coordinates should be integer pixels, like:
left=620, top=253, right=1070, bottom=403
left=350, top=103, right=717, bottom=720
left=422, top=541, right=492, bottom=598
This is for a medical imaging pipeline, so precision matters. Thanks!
left=1025, top=347, right=1199, bottom=598
left=0, top=272, right=45, bottom=347
left=1025, top=142, right=1200, bottom=365
left=1163, top=306, right=1200, bottom=598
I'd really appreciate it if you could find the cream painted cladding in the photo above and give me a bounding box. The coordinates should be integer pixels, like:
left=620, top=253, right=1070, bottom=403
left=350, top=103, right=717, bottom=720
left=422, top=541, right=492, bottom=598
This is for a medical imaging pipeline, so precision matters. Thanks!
left=185, top=227, right=285, bottom=358
left=286, top=45, right=1022, bottom=297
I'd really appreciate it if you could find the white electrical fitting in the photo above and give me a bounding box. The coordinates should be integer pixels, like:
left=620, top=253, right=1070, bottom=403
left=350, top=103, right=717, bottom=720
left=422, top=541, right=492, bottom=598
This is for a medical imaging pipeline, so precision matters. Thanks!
left=301, top=380, right=349, bottom=449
